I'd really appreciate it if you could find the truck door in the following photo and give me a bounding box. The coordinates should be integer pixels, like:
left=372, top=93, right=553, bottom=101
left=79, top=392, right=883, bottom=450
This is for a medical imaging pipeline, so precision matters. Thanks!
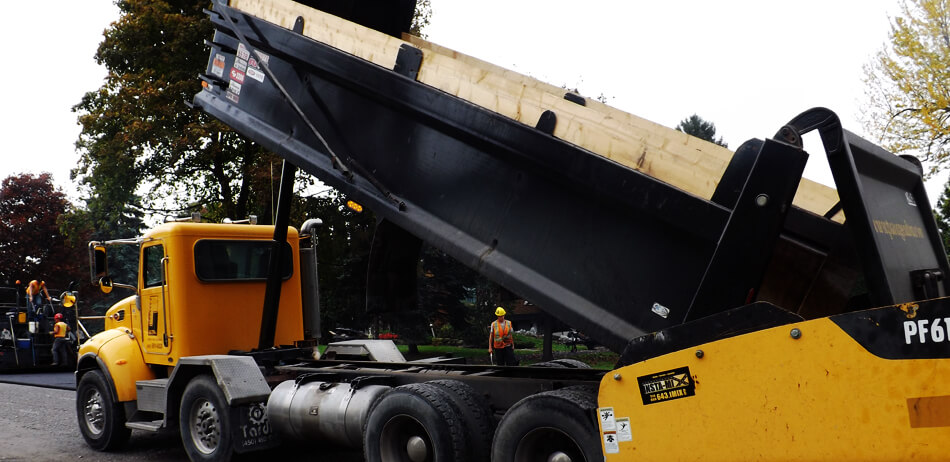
left=140, top=242, right=172, bottom=357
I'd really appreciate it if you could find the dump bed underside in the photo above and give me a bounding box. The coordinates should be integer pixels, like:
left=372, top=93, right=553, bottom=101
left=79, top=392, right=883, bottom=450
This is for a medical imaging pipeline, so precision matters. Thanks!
left=195, top=0, right=948, bottom=352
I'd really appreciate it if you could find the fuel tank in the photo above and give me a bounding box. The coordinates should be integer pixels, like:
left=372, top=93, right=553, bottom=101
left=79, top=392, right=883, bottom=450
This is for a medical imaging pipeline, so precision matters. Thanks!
left=267, top=378, right=390, bottom=447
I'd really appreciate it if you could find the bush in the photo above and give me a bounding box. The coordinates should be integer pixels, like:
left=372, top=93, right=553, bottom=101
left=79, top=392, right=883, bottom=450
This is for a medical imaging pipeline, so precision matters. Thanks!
left=513, top=333, right=537, bottom=349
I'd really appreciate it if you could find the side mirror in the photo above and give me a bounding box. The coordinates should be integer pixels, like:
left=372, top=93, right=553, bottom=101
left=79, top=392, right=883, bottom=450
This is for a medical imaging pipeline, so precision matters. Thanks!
left=61, top=291, right=77, bottom=308
left=98, top=277, right=114, bottom=295
left=89, top=243, right=108, bottom=285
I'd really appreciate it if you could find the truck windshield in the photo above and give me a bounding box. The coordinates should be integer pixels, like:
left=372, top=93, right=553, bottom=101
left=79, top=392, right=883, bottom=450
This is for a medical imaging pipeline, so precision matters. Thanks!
left=194, top=240, right=293, bottom=282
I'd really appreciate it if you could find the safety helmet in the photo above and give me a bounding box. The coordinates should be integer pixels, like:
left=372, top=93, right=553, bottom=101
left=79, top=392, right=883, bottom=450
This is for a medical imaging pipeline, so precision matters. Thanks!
left=494, top=307, right=506, bottom=316
left=54, top=313, right=63, bottom=321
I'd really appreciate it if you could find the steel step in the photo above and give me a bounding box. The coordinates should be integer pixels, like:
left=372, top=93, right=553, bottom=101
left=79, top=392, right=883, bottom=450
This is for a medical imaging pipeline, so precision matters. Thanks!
left=125, top=420, right=164, bottom=432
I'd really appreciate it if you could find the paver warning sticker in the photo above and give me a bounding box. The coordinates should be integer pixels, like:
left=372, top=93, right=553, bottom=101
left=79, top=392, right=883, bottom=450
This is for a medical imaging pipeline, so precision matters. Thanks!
left=598, top=407, right=616, bottom=431
left=615, top=417, right=632, bottom=441
left=603, top=432, right=619, bottom=454
left=637, top=366, right=695, bottom=405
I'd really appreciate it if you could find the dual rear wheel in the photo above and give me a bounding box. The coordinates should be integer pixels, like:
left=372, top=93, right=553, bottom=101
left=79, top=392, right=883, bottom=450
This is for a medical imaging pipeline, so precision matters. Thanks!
left=363, top=380, right=600, bottom=462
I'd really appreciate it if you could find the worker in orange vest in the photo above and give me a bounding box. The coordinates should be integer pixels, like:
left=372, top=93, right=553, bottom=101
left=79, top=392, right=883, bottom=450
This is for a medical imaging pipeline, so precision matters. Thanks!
left=25, top=280, right=51, bottom=315
left=488, top=307, right=517, bottom=366
left=50, top=313, right=70, bottom=367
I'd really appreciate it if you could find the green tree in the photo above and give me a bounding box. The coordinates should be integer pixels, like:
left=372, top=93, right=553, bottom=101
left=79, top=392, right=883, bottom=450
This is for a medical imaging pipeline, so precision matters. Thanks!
left=675, top=114, right=728, bottom=148
left=934, top=180, right=950, bottom=257
left=862, top=0, right=950, bottom=173
left=294, top=191, right=376, bottom=336
left=410, top=0, right=431, bottom=38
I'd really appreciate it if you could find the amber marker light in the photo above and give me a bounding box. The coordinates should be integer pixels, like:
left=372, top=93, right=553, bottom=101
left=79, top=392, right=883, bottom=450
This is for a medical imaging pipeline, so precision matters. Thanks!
left=346, top=200, right=363, bottom=213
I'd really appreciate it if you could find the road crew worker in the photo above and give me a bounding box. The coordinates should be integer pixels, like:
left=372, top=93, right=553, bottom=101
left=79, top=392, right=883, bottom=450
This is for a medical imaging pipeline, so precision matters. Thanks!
left=25, top=280, right=51, bottom=315
left=50, top=313, right=70, bottom=367
left=488, top=306, right=517, bottom=366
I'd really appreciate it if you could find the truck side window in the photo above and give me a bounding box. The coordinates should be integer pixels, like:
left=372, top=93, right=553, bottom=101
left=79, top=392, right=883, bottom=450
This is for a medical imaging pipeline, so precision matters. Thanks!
left=194, top=240, right=293, bottom=282
left=143, top=245, right=165, bottom=288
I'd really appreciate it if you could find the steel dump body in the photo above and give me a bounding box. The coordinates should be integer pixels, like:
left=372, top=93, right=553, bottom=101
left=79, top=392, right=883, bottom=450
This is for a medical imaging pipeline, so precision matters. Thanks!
left=190, top=1, right=943, bottom=354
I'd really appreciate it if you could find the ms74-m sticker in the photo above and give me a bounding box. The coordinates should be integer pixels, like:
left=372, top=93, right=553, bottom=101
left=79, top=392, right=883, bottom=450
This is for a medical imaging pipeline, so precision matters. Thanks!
left=637, top=366, right=695, bottom=405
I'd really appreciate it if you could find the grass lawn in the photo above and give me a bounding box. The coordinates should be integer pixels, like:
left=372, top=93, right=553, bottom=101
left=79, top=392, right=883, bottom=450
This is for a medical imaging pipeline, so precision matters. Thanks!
left=393, top=336, right=619, bottom=370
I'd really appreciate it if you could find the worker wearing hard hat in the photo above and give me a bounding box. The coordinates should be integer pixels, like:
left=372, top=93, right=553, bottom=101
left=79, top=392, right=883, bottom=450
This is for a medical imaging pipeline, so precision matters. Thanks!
left=50, top=313, right=70, bottom=367
left=488, top=306, right=517, bottom=366
left=25, top=280, right=51, bottom=315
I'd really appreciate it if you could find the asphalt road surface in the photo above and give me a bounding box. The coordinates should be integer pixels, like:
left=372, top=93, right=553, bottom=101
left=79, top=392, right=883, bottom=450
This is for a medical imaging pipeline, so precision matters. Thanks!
left=0, top=374, right=363, bottom=461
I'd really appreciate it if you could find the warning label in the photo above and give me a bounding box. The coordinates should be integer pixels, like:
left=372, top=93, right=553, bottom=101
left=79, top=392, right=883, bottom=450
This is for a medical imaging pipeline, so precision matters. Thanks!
left=637, top=366, right=695, bottom=405
left=211, top=53, right=225, bottom=78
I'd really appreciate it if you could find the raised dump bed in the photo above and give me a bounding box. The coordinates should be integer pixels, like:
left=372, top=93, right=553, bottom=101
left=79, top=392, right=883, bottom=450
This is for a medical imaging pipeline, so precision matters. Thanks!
left=194, top=0, right=947, bottom=353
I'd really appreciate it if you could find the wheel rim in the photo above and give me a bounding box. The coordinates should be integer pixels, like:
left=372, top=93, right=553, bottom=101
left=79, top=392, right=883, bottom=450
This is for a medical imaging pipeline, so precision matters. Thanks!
left=380, top=414, right=432, bottom=462
left=188, top=397, right=221, bottom=455
left=514, top=427, right=585, bottom=462
left=82, top=388, right=105, bottom=436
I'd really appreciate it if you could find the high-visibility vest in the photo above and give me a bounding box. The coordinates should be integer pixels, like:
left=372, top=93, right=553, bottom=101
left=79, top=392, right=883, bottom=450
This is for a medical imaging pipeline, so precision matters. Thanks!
left=491, top=320, right=513, bottom=349
left=53, top=321, right=68, bottom=338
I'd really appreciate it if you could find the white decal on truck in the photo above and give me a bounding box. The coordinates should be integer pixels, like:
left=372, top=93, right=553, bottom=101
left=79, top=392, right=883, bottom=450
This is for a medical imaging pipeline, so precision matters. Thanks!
left=904, top=318, right=950, bottom=344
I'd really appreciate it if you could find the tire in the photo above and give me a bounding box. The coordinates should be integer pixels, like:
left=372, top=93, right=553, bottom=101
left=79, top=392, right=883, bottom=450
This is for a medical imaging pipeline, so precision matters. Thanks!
left=364, top=382, right=467, bottom=462
left=549, top=359, right=591, bottom=369
left=491, top=386, right=600, bottom=462
left=179, top=375, right=234, bottom=462
left=530, top=359, right=589, bottom=369
left=76, top=369, right=131, bottom=451
left=426, top=380, right=494, bottom=462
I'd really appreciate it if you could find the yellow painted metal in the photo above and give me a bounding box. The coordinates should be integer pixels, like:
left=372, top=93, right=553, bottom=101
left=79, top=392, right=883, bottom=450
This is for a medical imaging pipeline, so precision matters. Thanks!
left=78, top=328, right=155, bottom=402
left=85, top=222, right=305, bottom=383
left=103, top=296, right=135, bottom=332
left=124, top=222, right=306, bottom=366
left=598, top=317, right=950, bottom=461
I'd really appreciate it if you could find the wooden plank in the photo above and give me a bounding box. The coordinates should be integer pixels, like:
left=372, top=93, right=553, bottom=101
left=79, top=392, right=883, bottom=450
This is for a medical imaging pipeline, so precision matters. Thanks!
left=229, top=0, right=841, bottom=219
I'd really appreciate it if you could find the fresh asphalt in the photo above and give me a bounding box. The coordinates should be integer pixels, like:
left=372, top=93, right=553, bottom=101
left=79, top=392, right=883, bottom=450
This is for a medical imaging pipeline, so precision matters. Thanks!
left=0, top=370, right=74, bottom=389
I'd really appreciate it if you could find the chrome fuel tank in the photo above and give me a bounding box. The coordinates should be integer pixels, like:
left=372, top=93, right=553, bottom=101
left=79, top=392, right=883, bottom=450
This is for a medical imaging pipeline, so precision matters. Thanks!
left=267, top=378, right=390, bottom=447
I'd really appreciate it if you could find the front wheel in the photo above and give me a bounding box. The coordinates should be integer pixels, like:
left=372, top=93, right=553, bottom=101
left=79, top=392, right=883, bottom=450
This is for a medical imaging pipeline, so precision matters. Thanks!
left=76, top=369, right=131, bottom=450
left=179, top=375, right=234, bottom=462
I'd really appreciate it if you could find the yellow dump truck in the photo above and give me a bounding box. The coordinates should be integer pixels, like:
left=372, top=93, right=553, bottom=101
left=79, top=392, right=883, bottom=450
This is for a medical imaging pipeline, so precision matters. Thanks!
left=75, top=0, right=950, bottom=461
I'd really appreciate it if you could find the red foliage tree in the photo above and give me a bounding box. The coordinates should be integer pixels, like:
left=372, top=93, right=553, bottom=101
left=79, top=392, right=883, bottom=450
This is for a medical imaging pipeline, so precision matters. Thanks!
left=0, top=173, right=84, bottom=292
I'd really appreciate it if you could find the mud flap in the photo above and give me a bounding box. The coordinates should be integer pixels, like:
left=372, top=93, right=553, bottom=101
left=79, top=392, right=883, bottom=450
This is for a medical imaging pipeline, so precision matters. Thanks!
left=230, top=401, right=279, bottom=453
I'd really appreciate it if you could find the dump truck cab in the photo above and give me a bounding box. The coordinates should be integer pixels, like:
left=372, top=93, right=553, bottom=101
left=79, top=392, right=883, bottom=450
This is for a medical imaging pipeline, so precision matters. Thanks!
left=76, top=220, right=308, bottom=453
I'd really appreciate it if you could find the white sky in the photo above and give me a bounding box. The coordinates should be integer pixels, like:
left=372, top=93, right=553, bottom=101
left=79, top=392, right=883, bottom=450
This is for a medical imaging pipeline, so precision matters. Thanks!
left=2, top=0, right=946, bottom=204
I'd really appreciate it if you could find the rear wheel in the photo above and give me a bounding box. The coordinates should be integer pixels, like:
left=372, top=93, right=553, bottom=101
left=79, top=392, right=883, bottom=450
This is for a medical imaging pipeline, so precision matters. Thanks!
left=491, top=386, right=600, bottom=462
left=76, top=369, right=130, bottom=450
left=531, top=359, right=590, bottom=369
left=364, top=383, right=466, bottom=462
left=179, top=375, right=234, bottom=462
left=426, top=380, right=494, bottom=462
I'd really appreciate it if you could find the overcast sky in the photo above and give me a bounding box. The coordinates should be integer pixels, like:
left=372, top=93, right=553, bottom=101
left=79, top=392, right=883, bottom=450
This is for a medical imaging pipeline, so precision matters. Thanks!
left=3, top=0, right=944, bottom=205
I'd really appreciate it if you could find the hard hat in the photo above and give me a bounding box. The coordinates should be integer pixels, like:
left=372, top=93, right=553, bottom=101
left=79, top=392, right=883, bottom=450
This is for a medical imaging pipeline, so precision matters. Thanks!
left=494, top=307, right=506, bottom=316
left=54, top=313, right=63, bottom=321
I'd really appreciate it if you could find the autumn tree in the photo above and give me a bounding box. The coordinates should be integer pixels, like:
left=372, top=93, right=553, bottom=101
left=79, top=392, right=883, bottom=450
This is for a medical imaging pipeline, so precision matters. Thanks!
left=0, top=174, right=84, bottom=290
left=862, top=0, right=950, bottom=173
left=675, top=114, right=728, bottom=148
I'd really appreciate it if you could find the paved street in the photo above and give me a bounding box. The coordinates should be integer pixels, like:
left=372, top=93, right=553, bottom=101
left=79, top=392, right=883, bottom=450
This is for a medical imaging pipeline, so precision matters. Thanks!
left=0, top=382, right=186, bottom=461
left=0, top=377, right=363, bottom=461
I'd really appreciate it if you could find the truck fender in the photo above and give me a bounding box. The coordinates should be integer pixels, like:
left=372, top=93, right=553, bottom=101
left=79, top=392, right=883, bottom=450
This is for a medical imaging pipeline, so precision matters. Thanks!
left=165, top=355, right=276, bottom=454
left=75, top=328, right=154, bottom=403
left=165, top=355, right=270, bottom=410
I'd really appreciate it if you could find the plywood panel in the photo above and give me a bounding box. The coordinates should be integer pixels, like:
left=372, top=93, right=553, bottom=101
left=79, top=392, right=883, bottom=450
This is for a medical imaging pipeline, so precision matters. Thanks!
left=229, top=0, right=841, bottom=218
